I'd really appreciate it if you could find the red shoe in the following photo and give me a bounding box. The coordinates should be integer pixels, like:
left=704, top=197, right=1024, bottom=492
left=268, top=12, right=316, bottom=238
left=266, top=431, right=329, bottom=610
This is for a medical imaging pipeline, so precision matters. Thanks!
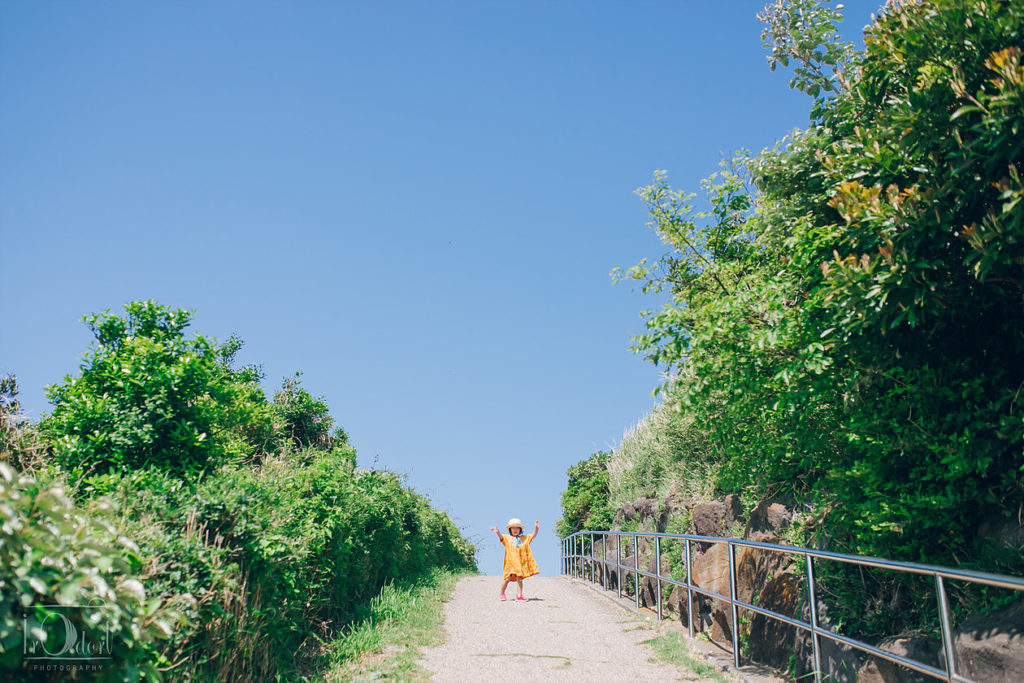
left=516, top=595, right=527, bottom=601
left=499, top=593, right=506, bottom=601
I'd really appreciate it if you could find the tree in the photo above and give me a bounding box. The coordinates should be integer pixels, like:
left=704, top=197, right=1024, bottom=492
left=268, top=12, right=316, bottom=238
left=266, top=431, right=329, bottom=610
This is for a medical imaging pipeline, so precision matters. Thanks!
left=621, top=0, right=1024, bottom=574
left=43, top=301, right=276, bottom=477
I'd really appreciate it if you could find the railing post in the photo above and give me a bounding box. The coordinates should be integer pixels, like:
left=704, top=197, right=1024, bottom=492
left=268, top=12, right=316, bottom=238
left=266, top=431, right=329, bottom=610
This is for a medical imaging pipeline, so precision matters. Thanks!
left=656, top=536, right=662, bottom=621
left=572, top=535, right=576, bottom=579
left=602, top=534, right=607, bottom=590
left=591, top=533, right=596, bottom=584
left=616, top=534, right=622, bottom=599
left=634, top=533, right=640, bottom=609
left=728, top=541, right=740, bottom=669
left=806, top=554, right=823, bottom=683
left=936, top=574, right=957, bottom=682
left=685, top=538, right=693, bottom=638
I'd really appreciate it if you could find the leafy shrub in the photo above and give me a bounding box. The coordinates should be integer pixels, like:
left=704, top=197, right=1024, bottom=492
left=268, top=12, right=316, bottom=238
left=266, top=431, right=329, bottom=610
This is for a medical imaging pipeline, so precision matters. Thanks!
left=0, top=462, right=188, bottom=680
left=0, top=375, right=45, bottom=474
left=557, top=451, right=615, bottom=537
left=272, top=373, right=346, bottom=451
left=9, top=300, right=476, bottom=680
left=100, top=447, right=473, bottom=680
left=584, top=0, right=1024, bottom=640
left=42, top=301, right=277, bottom=478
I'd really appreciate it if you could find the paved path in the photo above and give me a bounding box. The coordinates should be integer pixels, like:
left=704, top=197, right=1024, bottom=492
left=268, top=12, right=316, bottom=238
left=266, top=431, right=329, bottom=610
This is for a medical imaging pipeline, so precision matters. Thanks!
left=420, top=575, right=724, bottom=682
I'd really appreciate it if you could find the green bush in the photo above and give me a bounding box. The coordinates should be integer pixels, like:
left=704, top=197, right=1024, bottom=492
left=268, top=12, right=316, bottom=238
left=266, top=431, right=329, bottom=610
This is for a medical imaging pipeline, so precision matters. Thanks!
left=95, top=446, right=472, bottom=680
left=557, top=451, right=615, bottom=537
left=0, top=462, right=188, bottom=680
left=42, top=301, right=276, bottom=478
left=584, top=0, right=1024, bottom=639
left=272, top=373, right=347, bottom=452
left=7, top=300, right=477, bottom=680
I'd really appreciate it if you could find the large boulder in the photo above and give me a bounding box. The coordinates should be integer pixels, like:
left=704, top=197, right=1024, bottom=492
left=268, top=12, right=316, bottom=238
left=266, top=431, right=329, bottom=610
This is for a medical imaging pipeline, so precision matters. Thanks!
left=640, top=552, right=674, bottom=609
left=749, top=573, right=803, bottom=670
left=690, top=542, right=734, bottom=644
left=976, top=514, right=1024, bottom=554
left=666, top=584, right=701, bottom=629
left=735, top=536, right=794, bottom=604
left=856, top=635, right=942, bottom=683
left=953, top=599, right=1024, bottom=683
left=690, top=537, right=798, bottom=648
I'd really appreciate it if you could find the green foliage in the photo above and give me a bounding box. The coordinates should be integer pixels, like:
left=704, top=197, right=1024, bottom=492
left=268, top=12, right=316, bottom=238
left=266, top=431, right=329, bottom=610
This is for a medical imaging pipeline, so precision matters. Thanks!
left=0, top=375, right=44, bottom=473
left=272, top=373, right=345, bottom=451
left=579, top=0, right=1024, bottom=640
left=108, top=449, right=474, bottom=680
left=759, top=0, right=854, bottom=101
left=556, top=451, right=615, bottom=537
left=5, top=300, right=476, bottom=680
left=42, top=301, right=276, bottom=478
left=0, top=462, right=188, bottom=680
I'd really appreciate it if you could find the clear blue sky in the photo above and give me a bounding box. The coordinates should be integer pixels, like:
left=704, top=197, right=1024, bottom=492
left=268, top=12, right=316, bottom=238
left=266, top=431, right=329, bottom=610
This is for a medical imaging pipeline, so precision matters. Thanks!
left=1, top=1, right=879, bottom=577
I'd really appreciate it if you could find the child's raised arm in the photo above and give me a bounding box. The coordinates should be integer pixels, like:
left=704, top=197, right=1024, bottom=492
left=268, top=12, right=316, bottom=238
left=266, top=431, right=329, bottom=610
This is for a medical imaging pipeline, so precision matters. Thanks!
left=490, top=526, right=503, bottom=540
left=532, top=520, right=540, bottom=539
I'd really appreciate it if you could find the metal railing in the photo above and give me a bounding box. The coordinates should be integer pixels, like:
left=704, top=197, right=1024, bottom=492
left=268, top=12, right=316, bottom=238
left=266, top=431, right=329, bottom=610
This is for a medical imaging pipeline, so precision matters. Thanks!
left=560, top=530, right=1024, bottom=683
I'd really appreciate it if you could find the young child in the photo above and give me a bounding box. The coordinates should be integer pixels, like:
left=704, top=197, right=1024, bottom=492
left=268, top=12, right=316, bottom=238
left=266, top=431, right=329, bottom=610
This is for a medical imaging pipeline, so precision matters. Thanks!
left=490, top=518, right=540, bottom=601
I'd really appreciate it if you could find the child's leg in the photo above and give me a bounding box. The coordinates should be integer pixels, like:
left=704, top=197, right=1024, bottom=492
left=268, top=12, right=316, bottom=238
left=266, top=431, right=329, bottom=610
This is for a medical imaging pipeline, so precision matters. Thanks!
left=515, top=577, right=524, bottom=597
left=500, top=577, right=511, bottom=596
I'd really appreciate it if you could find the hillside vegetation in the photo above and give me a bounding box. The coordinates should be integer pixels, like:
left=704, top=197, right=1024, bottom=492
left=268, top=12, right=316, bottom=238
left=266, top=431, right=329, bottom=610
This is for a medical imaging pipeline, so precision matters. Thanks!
left=562, top=0, right=1024, bottom=637
left=1, top=301, right=475, bottom=681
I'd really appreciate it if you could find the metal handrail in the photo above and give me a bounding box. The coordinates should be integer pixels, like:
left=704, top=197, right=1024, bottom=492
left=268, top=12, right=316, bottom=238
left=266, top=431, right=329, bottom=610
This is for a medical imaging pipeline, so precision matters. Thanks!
left=560, top=530, right=1024, bottom=683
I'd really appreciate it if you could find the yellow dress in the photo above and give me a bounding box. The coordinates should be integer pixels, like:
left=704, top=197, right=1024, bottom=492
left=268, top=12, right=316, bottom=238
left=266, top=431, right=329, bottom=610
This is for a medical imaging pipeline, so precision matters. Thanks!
left=501, top=533, right=539, bottom=580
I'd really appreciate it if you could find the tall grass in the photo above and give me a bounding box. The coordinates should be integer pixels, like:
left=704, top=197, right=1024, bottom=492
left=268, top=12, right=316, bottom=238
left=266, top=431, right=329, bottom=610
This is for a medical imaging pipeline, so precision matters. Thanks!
left=321, top=568, right=469, bottom=682
left=607, top=389, right=719, bottom=507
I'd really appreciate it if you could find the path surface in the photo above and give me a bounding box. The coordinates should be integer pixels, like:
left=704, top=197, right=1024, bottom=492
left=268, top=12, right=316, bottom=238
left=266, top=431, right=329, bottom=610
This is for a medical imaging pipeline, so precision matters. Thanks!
left=420, top=575, right=723, bottom=682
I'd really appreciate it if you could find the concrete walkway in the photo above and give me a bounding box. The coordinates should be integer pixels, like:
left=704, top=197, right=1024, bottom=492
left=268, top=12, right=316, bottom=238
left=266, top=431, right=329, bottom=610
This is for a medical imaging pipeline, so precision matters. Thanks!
left=420, top=575, right=727, bottom=682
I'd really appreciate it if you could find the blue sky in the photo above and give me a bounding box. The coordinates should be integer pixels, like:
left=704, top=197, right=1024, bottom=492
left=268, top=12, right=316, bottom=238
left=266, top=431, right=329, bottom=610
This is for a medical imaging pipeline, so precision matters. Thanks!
left=1, top=1, right=879, bottom=577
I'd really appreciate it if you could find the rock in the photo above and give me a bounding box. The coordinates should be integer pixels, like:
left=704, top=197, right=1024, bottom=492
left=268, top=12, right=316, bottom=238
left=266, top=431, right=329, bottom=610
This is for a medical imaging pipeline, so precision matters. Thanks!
left=637, top=535, right=651, bottom=560
left=615, top=502, right=637, bottom=525
left=691, top=542, right=734, bottom=644
left=749, top=573, right=803, bottom=670
left=856, top=635, right=942, bottom=683
left=744, top=500, right=794, bottom=540
left=723, top=494, right=744, bottom=530
left=640, top=553, right=673, bottom=609
left=662, top=489, right=695, bottom=518
left=690, top=536, right=798, bottom=649
left=666, top=583, right=709, bottom=632
left=691, top=494, right=745, bottom=540
left=692, top=501, right=729, bottom=538
left=691, top=542, right=731, bottom=597
left=634, top=497, right=659, bottom=520
left=735, top=536, right=794, bottom=604
left=793, top=600, right=866, bottom=682
left=976, top=513, right=1024, bottom=554
left=954, top=599, right=1024, bottom=683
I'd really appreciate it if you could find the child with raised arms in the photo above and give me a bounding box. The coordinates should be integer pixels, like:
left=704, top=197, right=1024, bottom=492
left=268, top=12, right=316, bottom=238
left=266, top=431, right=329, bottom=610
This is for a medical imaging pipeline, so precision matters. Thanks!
left=490, top=518, right=539, bottom=601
